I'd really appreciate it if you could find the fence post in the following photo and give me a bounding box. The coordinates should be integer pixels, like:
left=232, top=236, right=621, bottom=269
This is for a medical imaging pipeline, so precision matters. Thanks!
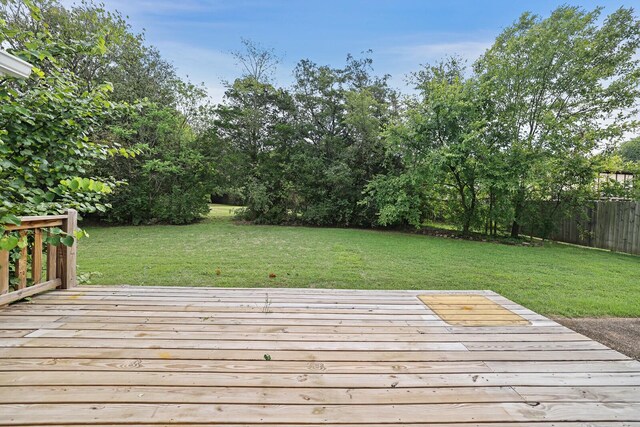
left=58, top=209, right=78, bottom=289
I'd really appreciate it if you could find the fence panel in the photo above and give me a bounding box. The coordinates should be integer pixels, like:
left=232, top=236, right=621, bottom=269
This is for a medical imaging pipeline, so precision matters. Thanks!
left=546, top=201, right=640, bottom=255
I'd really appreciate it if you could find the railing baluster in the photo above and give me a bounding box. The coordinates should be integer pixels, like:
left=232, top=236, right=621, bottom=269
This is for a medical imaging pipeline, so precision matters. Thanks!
left=15, top=230, right=28, bottom=289
left=32, top=229, right=43, bottom=285
left=47, top=236, right=57, bottom=281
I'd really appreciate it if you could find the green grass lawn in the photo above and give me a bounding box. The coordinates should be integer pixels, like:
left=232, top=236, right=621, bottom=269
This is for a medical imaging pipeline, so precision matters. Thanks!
left=78, top=205, right=640, bottom=317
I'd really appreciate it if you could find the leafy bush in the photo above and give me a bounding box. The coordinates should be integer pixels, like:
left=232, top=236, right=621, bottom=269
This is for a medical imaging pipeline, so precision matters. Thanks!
left=0, top=2, right=129, bottom=220
left=361, top=173, right=428, bottom=228
left=95, top=104, right=215, bottom=225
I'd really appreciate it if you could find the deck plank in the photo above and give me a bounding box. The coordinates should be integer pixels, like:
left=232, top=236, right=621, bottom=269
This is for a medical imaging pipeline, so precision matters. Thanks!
left=3, top=358, right=640, bottom=373
left=1, top=402, right=640, bottom=424
left=0, top=286, right=638, bottom=425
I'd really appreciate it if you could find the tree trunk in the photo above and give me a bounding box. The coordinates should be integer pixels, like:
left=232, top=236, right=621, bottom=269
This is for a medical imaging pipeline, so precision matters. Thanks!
left=486, top=187, right=494, bottom=236
left=511, top=186, right=525, bottom=238
left=462, top=221, right=470, bottom=237
left=510, top=220, right=520, bottom=238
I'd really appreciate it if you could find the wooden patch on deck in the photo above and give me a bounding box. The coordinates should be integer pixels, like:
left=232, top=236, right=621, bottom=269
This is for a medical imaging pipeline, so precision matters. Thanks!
left=418, top=294, right=530, bottom=326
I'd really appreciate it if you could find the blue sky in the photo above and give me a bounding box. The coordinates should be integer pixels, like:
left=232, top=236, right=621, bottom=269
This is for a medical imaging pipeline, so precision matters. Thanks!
left=85, top=0, right=640, bottom=102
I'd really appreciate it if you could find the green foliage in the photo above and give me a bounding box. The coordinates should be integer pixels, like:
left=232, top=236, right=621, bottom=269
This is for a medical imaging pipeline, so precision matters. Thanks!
left=619, top=137, right=640, bottom=163
left=409, top=59, right=488, bottom=235
left=96, top=103, right=215, bottom=225
left=3, top=0, right=179, bottom=105
left=361, top=172, right=426, bottom=228
left=214, top=6, right=640, bottom=237
left=4, top=1, right=640, bottom=238
left=2, top=0, right=217, bottom=225
left=0, top=10, right=128, bottom=219
left=596, top=154, right=640, bottom=200
left=219, top=53, right=398, bottom=226
left=475, top=6, right=640, bottom=237
left=366, top=6, right=640, bottom=237
left=0, top=0, right=135, bottom=255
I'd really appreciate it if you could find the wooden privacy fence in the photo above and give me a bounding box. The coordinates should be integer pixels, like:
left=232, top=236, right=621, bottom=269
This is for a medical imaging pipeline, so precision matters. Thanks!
left=548, top=201, right=640, bottom=256
left=0, top=209, right=77, bottom=305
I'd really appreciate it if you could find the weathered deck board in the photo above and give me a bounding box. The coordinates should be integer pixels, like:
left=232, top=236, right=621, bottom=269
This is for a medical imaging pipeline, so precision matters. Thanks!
left=2, top=402, right=640, bottom=424
left=0, top=286, right=639, bottom=426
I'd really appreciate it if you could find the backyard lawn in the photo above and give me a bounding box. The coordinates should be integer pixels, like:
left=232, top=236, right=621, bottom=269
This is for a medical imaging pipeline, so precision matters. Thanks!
left=78, top=205, right=640, bottom=318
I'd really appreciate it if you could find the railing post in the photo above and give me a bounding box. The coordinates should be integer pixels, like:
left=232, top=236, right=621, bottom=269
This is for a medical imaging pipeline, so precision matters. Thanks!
left=58, top=209, right=78, bottom=289
left=0, top=249, right=8, bottom=295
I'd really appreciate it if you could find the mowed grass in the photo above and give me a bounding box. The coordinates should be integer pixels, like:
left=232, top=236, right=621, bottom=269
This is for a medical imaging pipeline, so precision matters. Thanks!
left=78, top=205, right=640, bottom=317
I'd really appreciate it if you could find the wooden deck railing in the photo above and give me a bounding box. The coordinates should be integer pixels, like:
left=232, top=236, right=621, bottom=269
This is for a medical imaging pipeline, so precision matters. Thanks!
left=0, top=209, right=77, bottom=305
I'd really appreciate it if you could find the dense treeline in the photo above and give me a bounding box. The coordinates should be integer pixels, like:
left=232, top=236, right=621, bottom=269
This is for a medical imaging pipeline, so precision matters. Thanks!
left=219, top=6, right=640, bottom=237
left=1, top=1, right=640, bottom=238
left=212, top=50, right=400, bottom=226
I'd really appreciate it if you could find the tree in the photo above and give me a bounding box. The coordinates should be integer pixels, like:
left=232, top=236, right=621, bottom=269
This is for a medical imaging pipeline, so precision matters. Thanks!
left=0, top=0, right=137, bottom=255
left=93, top=102, right=216, bottom=225
left=363, top=58, right=493, bottom=235
left=231, top=38, right=280, bottom=83
left=595, top=153, right=639, bottom=200
left=411, top=59, right=488, bottom=235
left=0, top=0, right=131, bottom=220
left=284, top=55, right=397, bottom=226
left=619, top=137, right=640, bottom=163
left=214, top=77, right=296, bottom=223
left=475, top=6, right=640, bottom=237
left=3, top=0, right=220, bottom=225
left=208, top=40, right=288, bottom=206
left=213, top=51, right=397, bottom=227
left=2, top=0, right=179, bottom=105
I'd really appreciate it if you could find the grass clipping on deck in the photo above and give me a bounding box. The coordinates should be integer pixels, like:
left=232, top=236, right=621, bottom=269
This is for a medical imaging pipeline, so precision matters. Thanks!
left=419, top=294, right=530, bottom=326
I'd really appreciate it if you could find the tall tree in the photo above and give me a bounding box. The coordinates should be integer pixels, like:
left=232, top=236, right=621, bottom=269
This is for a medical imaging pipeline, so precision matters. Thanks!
left=3, top=0, right=220, bottom=225
left=2, top=0, right=179, bottom=105
left=475, top=6, right=640, bottom=237
left=412, top=59, right=488, bottom=236
left=212, top=39, right=286, bottom=200
left=288, top=55, right=397, bottom=226
left=364, top=59, right=492, bottom=235
left=231, top=38, right=280, bottom=83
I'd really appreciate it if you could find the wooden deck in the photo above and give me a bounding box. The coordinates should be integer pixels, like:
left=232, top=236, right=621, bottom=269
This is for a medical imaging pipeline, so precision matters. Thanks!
left=0, top=286, right=639, bottom=425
